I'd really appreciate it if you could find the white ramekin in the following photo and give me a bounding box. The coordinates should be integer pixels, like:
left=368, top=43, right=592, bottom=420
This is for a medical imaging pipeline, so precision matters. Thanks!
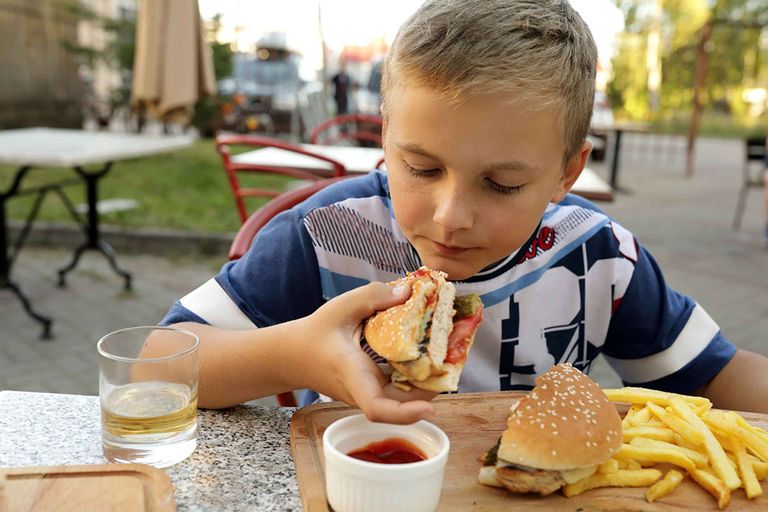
left=322, top=413, right=450, bottom=512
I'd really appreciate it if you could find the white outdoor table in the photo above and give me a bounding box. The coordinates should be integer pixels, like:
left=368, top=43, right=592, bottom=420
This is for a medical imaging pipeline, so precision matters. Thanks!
left=233, top=144, right=613, bottom=201
left=233, top=143, right=383, bottom=175
left=0, top=128, right=194, bottom=338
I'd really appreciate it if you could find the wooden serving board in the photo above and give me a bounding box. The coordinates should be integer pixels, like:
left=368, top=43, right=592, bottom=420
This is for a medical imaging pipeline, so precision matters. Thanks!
left=0, top=463, right=175, bottom=511
left=290, top=391, right=768, bottom=511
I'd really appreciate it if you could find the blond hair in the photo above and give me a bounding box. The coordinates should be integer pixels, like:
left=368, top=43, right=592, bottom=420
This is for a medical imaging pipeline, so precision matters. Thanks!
left=381, top=0, right=597, bottom=164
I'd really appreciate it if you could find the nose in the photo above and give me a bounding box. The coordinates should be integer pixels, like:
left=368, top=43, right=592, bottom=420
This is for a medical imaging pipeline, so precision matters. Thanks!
left=432, top=180, right=474, bottom=232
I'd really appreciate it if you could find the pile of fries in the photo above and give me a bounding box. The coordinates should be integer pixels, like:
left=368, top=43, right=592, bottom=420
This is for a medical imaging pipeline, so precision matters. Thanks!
left=562, top=387, right=768, bottom=509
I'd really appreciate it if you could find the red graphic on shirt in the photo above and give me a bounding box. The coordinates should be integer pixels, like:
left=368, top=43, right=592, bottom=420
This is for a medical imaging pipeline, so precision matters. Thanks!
left=522, top=226, right=556, bottom=262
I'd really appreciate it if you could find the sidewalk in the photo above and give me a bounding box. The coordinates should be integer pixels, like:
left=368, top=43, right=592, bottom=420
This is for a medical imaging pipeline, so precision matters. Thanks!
left=1, top=135, right=766, bottom=399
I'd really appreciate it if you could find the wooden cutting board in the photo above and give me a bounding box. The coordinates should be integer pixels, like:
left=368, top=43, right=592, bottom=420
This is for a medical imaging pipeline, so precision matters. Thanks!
left=0, top=463, right=176, bottom=511
left=290, top=391, right=768, bottom=511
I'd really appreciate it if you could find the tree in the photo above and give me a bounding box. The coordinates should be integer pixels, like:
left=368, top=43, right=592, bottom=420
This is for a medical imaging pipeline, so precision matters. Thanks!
left=610, top=0, right=767, bottom=122
left=59, top=2, right=136, bottom=129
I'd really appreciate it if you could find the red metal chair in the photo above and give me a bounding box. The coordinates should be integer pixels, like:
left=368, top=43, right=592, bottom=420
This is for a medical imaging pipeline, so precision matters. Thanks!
left=309, top=114, right=384, bottom=147
left=228, top=176, right=352, bottom=406
left=215, top=134, right=347, bottom=223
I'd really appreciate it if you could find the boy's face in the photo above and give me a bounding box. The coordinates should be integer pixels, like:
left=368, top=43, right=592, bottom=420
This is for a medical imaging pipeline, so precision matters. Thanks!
left=383, top=84, right=589, bottom=280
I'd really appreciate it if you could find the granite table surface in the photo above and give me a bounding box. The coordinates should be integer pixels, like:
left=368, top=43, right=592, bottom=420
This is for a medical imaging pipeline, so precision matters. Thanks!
left=0, top=390, right=302, bottom=511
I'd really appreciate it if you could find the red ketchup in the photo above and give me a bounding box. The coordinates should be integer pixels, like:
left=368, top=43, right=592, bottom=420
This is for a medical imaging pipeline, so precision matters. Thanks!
left=346, top=438, right=428, bottom=464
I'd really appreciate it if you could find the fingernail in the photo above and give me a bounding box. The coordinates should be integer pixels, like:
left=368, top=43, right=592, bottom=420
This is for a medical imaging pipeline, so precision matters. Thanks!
left=391, top=284, right=408, bottom=295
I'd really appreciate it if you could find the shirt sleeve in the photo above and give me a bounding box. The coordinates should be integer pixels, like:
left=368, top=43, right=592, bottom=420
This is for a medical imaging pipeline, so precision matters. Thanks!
left=601, top=235, right=736, bottom=394
left=160, top=207, right=324, bottom=328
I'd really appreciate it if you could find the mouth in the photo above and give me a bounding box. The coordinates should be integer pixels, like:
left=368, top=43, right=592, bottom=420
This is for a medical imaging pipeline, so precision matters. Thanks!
left=431, top=240, right=472, bottom=256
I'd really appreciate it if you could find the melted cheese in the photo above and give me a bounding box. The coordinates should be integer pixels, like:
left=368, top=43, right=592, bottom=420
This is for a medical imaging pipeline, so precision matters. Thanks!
left=560, top=465, right=598, bottom=484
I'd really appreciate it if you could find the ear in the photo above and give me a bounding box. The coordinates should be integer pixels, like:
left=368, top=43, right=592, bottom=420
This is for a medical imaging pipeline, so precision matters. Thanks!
left=550, top=139, right=592, bottom=203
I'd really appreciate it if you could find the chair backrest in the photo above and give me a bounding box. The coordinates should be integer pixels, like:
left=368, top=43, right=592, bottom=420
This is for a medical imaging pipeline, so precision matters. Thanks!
left=309, top=114, right=384, bottom=147
left=744, top=137, right=767, bottom=185
left=215, top=134, right=347, bottom=223
left=228, top=176, right=351, bottom=407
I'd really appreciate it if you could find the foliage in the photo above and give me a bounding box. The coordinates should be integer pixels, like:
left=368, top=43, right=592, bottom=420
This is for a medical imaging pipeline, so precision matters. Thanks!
left=193, top=14, right=233, bottom=136
left=610, top=0, right=768, bottom=124
left=60, top=2, right=136, bottom=114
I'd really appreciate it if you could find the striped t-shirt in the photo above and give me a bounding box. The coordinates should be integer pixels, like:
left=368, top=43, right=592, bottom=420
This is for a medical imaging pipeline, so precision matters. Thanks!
left=161, top=170, right=735, bottom=396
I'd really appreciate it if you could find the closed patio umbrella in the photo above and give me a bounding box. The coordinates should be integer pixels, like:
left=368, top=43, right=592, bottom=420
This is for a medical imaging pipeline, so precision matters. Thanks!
left=131, top=0, right=216, bottom=124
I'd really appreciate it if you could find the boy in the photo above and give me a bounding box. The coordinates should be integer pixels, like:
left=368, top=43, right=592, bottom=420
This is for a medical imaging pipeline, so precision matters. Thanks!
left=161, top=0, right=768, bottom=423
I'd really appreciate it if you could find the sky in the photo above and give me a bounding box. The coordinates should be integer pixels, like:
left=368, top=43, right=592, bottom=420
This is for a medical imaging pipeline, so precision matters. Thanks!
left=198, top=0, right=625, bottom=79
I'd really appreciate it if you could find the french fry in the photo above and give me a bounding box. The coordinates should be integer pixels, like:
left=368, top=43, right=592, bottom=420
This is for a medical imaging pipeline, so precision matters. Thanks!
left=752, top=460, right=768, bottom=480
left=605, top=387, right=711, bottom=408
left=737, top=426, right=768, bottom=461
left=630, top=437, right=709, bottom=469
left=668, top=397, right=741, bottom=490
left=622, top=403, right=644, bottom=427
left=618, top=458, right=642, bottom=470
left=696, top=401, right=713, bottom=416
left=575, top=386, right=768, bottom=508
left=647, top=402, right=705, bottom=446
left=598, top=458, right=620, bottom=474
left=704, top=409, right=739, bottom=433
left=628, top=406, right=653, bottom=427
left=617, top=443, right=696, bottom=472
left=623, top=426, right=675, bottom=443
left=689, top=468, right=731, bottom=510
left=674, top=432, right=701, bottom=452
left=562, top=469, right=662, bottom=497
left=645, top=469, right=684, bottom=502
left=735, top=415, right=768, bottom=448
left=733, top=439, right=763, bottom=499
left=711, top=429, right=737, bottom=453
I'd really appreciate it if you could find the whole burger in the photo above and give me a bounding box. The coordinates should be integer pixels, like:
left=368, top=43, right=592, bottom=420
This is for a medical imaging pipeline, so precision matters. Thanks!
left=479, top=363, right=622, bottom=495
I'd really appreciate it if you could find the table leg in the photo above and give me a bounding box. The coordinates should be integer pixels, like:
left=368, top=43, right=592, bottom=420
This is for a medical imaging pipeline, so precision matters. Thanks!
left=56, top=163, right=132, bottom=290
left=609, top=129, right=624, bottom=191
left=0, top=191, right=53, bottom=340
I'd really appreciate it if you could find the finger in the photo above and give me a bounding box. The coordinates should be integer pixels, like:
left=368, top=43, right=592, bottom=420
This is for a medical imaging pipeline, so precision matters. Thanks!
left=334, top=281, right=411, bottom=320
left=363, top=396, right=437, bottom=425
left=346, top=362, right=435, bottom=424
left=383, top=383, right=440, bottom=403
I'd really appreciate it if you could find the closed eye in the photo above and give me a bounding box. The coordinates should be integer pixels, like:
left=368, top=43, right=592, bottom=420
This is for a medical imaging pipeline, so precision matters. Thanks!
left=403, top=163, right=441, bottom=178
left=485, top=179, right=524, bottom=195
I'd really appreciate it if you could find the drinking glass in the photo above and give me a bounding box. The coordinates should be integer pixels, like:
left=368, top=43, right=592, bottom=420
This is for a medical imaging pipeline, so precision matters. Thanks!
left=98, top=325, right=199, bottom=468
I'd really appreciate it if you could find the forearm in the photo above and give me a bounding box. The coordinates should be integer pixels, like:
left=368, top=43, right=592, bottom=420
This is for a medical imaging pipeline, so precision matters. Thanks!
left=698, top=349, right=768, bottom=413
left=170, top=321, right=313, bottom=409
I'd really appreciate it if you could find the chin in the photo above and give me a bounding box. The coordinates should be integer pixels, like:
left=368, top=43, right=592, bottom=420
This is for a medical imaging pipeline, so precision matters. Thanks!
left=417, top=257, right=482, bottom=281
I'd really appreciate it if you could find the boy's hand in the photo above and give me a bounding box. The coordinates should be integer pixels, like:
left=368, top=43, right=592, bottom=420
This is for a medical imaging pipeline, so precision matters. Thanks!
left=297, top=282, right=438, bottom=424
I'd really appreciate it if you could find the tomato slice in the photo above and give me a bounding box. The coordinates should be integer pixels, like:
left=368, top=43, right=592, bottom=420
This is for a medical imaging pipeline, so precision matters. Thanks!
left=445, top=310, right=482, bottom=364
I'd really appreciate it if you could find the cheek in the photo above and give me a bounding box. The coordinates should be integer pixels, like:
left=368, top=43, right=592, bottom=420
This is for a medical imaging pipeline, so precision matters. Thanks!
left=390, top=182, right=426, bottom=228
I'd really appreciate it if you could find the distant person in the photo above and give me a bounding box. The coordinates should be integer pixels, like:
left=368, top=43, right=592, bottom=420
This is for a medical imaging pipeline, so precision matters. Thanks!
left=331, top=62, right=351, bottom=116
left=367, top=60, right=383, bottom=111
left=159, top=0, right=768, bottom=423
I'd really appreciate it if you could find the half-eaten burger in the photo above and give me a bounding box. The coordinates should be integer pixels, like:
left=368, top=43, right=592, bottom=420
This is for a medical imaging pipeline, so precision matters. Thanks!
left=363, top=266, right=483, bottom=392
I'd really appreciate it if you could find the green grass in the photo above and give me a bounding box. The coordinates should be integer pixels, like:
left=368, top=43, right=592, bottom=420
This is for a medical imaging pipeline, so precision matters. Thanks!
left=645, top=111, right=767, bottom=139
left=0, top=139, right=297, bottom=233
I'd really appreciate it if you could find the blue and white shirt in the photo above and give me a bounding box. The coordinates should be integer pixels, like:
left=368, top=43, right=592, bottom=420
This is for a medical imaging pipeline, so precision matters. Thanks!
left=162, top=170, right=735, bottom=395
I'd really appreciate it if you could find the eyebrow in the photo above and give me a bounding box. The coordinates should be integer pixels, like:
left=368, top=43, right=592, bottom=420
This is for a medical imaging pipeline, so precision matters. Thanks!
left=395, top=142, right=540, bottom=173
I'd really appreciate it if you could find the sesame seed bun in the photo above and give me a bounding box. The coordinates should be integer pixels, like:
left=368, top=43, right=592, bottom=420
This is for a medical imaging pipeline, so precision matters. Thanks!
left=363, top=272, right=443, bottom=363
left=363, top=267, right=482, bottom=392
left=497, top=363, right=622, bottom=471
